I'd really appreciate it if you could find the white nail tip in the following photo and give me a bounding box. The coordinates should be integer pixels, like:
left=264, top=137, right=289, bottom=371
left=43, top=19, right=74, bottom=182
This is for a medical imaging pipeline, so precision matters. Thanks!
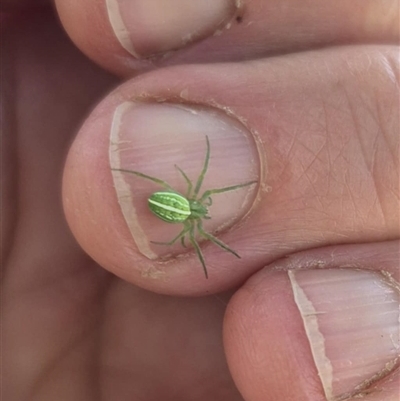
left=289, top=270, right=334, bottom=398
left=289, top=269, right=400, bottom=400
left=110, top=102, right=158, bottom=259
left=106, top=0, right=140, bottom=58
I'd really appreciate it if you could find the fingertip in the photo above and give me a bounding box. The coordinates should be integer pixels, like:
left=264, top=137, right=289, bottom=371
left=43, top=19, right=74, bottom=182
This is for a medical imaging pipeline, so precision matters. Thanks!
left=55, top=0, right=399, bottom=77
left=55, top=0, right=240, bottom=76
left=223, top=245, right=400, bottom=401
left=55, top=0, right=132, bottom=76
left=62, top=71, right=260, bottom=295
left=224, top=269, right=322, bottom=401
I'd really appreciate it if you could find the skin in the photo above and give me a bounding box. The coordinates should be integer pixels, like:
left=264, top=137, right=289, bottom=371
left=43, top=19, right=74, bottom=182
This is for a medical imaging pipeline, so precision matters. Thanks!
left=2, top=2, right=399, bottom=401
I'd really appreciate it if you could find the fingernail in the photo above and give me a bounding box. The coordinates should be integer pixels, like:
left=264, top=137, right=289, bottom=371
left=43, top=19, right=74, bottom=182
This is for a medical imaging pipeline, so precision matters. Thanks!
left=105, top=0, right=240, bottom=58
left=289, top=269, right=400, bottom=400
left=109, top=102, right=259, bottom=260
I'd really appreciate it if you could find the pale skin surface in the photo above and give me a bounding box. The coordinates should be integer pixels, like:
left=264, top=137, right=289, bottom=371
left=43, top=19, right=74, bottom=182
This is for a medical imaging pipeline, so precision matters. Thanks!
left=2, top=2, right=399, bottom=401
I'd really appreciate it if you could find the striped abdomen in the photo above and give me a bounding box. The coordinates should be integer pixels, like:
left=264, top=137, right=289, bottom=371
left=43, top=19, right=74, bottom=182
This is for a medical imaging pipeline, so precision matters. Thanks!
left=148, top=192, right=191, bottom=223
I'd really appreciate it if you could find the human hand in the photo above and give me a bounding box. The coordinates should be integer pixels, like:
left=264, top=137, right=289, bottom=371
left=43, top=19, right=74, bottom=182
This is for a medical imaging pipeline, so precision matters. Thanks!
left=3, top=2, right=399, bottom=400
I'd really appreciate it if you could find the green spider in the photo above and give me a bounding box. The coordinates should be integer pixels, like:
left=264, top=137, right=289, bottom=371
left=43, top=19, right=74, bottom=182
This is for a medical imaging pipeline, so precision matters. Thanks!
left=112, top=136, right=257, bottom=278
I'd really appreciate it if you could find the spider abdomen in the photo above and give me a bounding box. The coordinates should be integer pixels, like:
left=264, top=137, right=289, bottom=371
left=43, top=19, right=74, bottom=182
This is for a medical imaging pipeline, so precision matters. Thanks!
left=148, top=192, right=191, bottom=223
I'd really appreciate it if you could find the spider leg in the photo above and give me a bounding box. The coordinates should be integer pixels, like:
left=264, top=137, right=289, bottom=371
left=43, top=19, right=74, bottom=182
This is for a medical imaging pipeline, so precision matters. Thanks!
left=197, top=221, right=240, bottom=258
left=203, top=196, right=212, bottom=206
left=180, top=235, right=187, bottom=248
left=189, top=222, right=208, bottom=279
left=111, top=168, right=174, bottom=191
left=151, top=222, right=190, bottom=246
left=199, top=180, right=257, bottom=203
left=175, top=165, right=193, bottom=198
left=193, top=135, right=210, bottom=197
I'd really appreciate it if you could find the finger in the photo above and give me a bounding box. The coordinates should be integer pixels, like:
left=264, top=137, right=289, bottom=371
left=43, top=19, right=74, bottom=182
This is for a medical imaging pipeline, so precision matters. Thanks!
left=62, top=45, right=399, bottom=295
left=3, top=12, right=117, bottom=398
left=224, top=240, right=400, bottom=401
left=54, top=0, right=399, bottom=76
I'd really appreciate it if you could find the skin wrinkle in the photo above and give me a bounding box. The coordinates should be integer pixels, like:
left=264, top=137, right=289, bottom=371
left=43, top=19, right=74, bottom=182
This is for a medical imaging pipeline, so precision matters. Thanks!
left=294, top=101, right=348, bottom=220
left=293, top=88, right=394, bottom=234
left=370, top=133, right=392, bottom=232
left=341, top=86, right=390, bottom=227
left=321, top=101, right=334, bottom=200
left=358, top=59, right=399, bottom=168
left=288, top=89, right=379, bottom=227
left=373, top=87, right=399, bottom=169
left=351, top=170, right=373, bottom=225
left=305, top=173, right=324, bottom=212
left=363, top=192, right=381, bottom=228
left=368, top=93, right=399, bottom=231
left=273, top=127, right=298, bottom=190
left=338, top=153, right=356, bottom=225
left=342, top=174, right=359, bottom=227
left=298, top=160, right=326, bottom=211
left=297, top=140, right=328, bottom=180
left=342, top=87, right=373, bottom=171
